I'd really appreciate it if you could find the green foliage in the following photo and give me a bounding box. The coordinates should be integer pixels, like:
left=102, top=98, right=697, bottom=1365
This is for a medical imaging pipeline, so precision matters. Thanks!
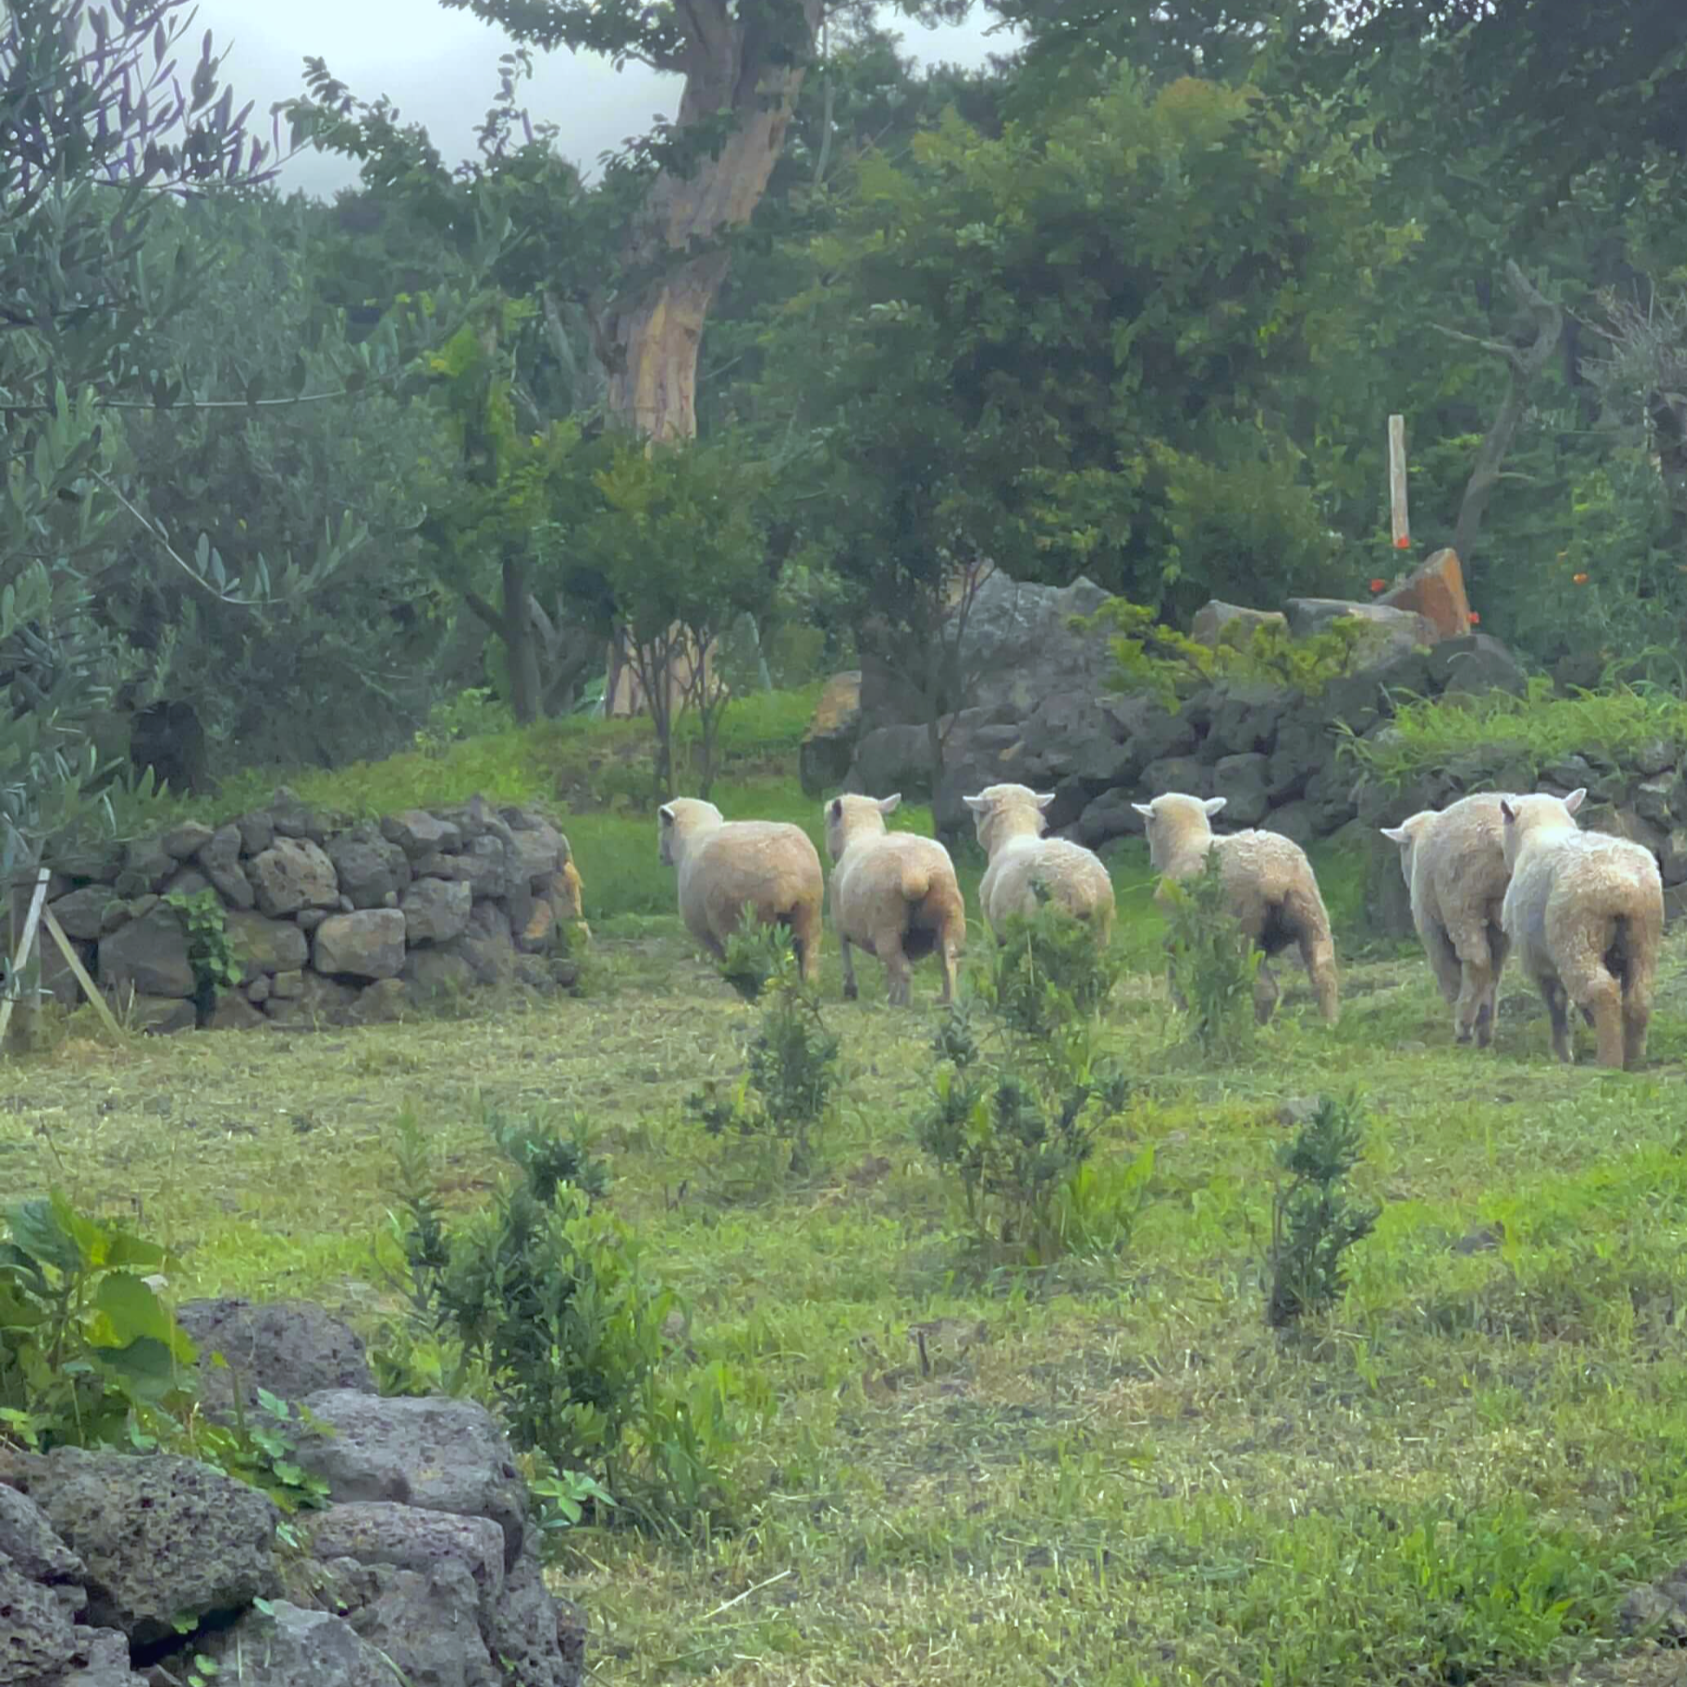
left=973, top=890, right=1123, bottom=1039
left=386, top=1104, right=741, bottom=1530
left=1161, top=851, right=1262, bottom=1057
left=0, top=1192, right=327, bottom=1511
left=1344, top=678, right=1687, bottom=791
left=1086, top=597, right=1395, bottom=709
left=414, top=689, right=518, bottom=757
left=163, top=889, right=242, bottom=998
left=1266, top=1094, right=1381, bottom=1329
left=692, top=914, right=842, bottom=1176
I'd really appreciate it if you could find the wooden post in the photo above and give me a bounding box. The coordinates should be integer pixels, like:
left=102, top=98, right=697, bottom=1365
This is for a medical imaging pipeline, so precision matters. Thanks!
left=41, top=907, right=124, bottom=1040
left=1388, top=414, right=1410, bottom=550
left=0, top=869, right=49, bottom=1051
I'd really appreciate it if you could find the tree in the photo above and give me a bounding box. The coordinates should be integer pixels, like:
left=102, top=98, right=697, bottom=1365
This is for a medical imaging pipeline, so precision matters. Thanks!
left=0, top=0, right=308, bottom=867
left=567, top=434, right=771, bottom=798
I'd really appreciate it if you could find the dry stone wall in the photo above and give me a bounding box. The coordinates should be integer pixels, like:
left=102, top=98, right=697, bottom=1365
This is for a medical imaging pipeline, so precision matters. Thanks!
left=38, top=790, right=582, bottom=1033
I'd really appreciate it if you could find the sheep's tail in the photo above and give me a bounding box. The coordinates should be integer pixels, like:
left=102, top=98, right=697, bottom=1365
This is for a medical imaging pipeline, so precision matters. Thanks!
left=1284, top=875, right=1340, bottom=1025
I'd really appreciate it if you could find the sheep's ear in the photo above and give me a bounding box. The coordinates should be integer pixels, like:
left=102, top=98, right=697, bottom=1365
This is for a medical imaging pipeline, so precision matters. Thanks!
left=963, top=793, right=990, bottom=813
left=1202, top=796, right=1228, bottom=816
left=1564, top=787, right=1587, bottom=814
left=1034, top=791, right=1056, bottom=810
left=1130, top=802, right=1153, bottom=819
left=1379, top=825, right=1410, bottom=843
left=878, top=793, right=902, bottom=814
left=658, top=805, right=675, bottom=825
left=1499, top=799, right=1516, bottom=823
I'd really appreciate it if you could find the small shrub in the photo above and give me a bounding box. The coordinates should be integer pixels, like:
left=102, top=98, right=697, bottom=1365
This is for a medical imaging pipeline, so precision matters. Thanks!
left=916, top=1004, right=1137, bottom=1264
left=1266, top=1093, right=1380, bottom=1328
left=1161, top=851, right=1261, bottom=1056
left=978, top=890, right=1123, bottom=1039
left=693, top=914, right=841, bottom=1173
left=163, top=888, right=242, bottom=1004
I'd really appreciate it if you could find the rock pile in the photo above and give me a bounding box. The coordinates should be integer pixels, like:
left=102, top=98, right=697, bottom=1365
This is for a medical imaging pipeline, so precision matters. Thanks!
left=37, top=792, right=582, bottom=1034
left=0, top=1299, right=585, bottom=1687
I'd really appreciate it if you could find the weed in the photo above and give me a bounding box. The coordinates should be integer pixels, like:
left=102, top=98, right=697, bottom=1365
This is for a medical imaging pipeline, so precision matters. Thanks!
left=163, top=888, right=242, bottom=1009
left=1266, top=1093, right=1381, bottom=1328
left=1161, top=851, right=1262, bottom=1056
left=976, top=889, right=1123, bottom=1039
left=717, top=903, right=790, bottom=1004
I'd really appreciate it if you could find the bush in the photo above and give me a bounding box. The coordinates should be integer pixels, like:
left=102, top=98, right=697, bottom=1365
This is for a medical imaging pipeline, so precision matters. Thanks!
left=163, top=888, right=242, bottom=1010
left=916, top=998, right=1142, bottom=1265
left=385, top=1104, right=745, bottom=1533
left=691, top=913, right=841, bottom=1175
left=1161, top=851, right=1262, bottom=1056
left=976, top=890, right=1124, bottom=1039
left=1266, top=1093, right=1380, bottom=1328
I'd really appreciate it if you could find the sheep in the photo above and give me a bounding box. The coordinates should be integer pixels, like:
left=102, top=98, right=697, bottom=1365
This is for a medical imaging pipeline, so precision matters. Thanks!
left=1132, top=792, right=1339, bottom=1024
left=963, top=782, right=1115, bottom=943
left=823, top=792, right=965, bottom=1007
left=1380, top=791, right=1517, bottom=1046
left=1499, top=787, right=1662, bottom=1069
left=657, top=798, right=825, bottom=984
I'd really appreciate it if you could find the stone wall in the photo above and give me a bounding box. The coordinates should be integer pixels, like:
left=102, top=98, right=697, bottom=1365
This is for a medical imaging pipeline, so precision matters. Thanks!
left=1, top=1299, right=585, bottom=1687
left=33, top=790, right=582, bottom=1034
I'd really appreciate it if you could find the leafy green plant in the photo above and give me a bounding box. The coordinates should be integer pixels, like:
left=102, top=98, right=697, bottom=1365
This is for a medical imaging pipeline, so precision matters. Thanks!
left=414, top=688, right=518, bottom=757
left=1266, top=1094, right=1381, bottom=1328
left=692, top=913, right=842, bottom=1173
left=975, top=889, right=1124, bottom=1039
left=164, top=888, right=243, bottom=1002
left=1161, top=852, right=1262, bottom=1057
left=384, top=1105, right=740, bottom=1532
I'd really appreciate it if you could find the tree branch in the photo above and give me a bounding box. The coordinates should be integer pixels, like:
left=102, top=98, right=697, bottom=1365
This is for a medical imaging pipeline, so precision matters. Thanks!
left=462, top=589, right=504, bottom=633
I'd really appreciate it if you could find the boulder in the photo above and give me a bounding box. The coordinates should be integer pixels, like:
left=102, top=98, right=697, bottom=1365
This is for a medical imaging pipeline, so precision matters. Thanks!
left=271, top=969, right=304, bottom=999
left=799, top=670, right=863, bottom=796
left=847, top=723, right=935, bottom=801
left=307, top=1503, right=505, bottom=1623
left=48, top=1627, right=142, bottom=1687
left=48, top=839, right=123, bottom=882
left=401, top=948, right=477, bottom=1003
left=205, top=992, right=267, bottom=1032
left=1141, top=756, right=1211, bottom=799
left=38, top=931, right=93, bottom=1009
left=344, top=978, right=408, bottom=1025
left=1014, top=691, right=1122, bottom=784
left=97, top=906, right=194, bottom=999
left=412, top=836, right=515, bottom=899
left=127, top=994, right=199, bottom=1035
left=19, top=1446, right=279, bottom=1647
left=327, top=826, right=412, bottom=909
left=226, top=910, right=310, bottom=979
left=249, top=838, right=340, bottom=919
left=200, top=1601, right=396, bottom=1687
left=294, top=1393, right=527, bottom=1570
left=1190, top=601, right=1288, bottom=648
left=236, top=810, right=276, bottom=856
left=0, top=1553, right=79, bottom=1685
left=0, top=1482, right=85, bottom=1586
left=505, top=822, right=562, bottom=888
left=489, top=1543, right=587, bottom=1687
left=381, top=810, right=463, bottom=860
left=1262, top=799, right=1318, bottom=847
left=161, top=866, right=212, bottom=902
left=174, top=1299, right=375, bottom=1419
left=267, top=787, right=329, bottom=844
left=113, top=838, right=175, bottom=899
left=161, top=820, right=215, bottom=861
left=265, top=974, right=358, bottom=1027
left=1207, top=683, right=1292, bottom=758
left=401, top=878, right=473, bottom=945
left=48, top=885, right=117, bottom=942
left=315, top=1557, right=499, bottom=1687
left=1284, top=598, right=1438, bottom=648
left=313, top=910, right=406, bottom=981
left=1426, top=633, right=1526, bottom=698
left=1075, top=788, right=1143, bottom=849
left=1211, top=753, right=1271, bottom=825
left=1377, top=547, right=1471, bottom=641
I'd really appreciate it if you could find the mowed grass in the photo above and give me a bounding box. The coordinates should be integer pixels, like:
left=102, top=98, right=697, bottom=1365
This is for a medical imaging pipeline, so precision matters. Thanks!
left=8, top=852, right=1687, bottom=1685
left=11, top=699, right=1687, bottom=1685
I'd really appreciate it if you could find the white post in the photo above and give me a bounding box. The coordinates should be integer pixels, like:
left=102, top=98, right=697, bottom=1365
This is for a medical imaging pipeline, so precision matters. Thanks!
left=0, top=868, right=50, bottom=1052
left=1388, top=414, right=1410, bottom=552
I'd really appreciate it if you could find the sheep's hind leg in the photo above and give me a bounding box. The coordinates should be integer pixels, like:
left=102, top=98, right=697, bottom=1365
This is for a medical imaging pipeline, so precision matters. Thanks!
left=1252, top=954, right=1280, bottom=1025
left=1584, top=974, right=1625, bottom=1069
left=1540, top=977, right=1573, bottom=1063
left=840, top=936, right=859, bottom=1002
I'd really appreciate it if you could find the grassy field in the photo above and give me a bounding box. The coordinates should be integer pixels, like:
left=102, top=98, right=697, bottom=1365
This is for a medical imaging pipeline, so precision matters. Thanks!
left=9, top=714, right=1687, bottom=1686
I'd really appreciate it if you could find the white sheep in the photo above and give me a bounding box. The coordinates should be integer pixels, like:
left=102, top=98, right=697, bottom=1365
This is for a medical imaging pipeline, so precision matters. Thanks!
left=658, top=798, right=825, bottom=984
left=963, top=782, right=1115, bottom=942
left=1380, top=791, right=1516, bottom=1046
left=1499, top=788, right=1662, bottom=1069
left=1133, top=792, right=1339, bottom=1023
left=824, top=792, right=965, bottom=1007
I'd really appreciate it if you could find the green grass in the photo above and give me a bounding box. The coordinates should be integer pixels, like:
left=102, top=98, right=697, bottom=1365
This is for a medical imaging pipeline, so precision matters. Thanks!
left=1348, top=676, right=1687, bottom=790
left=10, top=875, right=1687, bottom=1685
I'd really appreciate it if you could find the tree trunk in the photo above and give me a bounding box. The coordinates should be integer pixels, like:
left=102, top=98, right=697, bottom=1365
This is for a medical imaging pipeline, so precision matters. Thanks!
left=502, top=552, right=541, bottom=725
left=1440, top=262, right=1563, bottom=565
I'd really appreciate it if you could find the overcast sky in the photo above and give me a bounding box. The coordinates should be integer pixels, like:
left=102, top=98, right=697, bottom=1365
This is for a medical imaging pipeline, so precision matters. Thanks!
left=194, top=1, right=1011, bottom=201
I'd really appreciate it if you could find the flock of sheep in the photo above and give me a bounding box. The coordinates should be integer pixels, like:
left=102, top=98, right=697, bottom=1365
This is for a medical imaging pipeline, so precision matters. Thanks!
left=653, top=777, right=1665, bottom=1070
